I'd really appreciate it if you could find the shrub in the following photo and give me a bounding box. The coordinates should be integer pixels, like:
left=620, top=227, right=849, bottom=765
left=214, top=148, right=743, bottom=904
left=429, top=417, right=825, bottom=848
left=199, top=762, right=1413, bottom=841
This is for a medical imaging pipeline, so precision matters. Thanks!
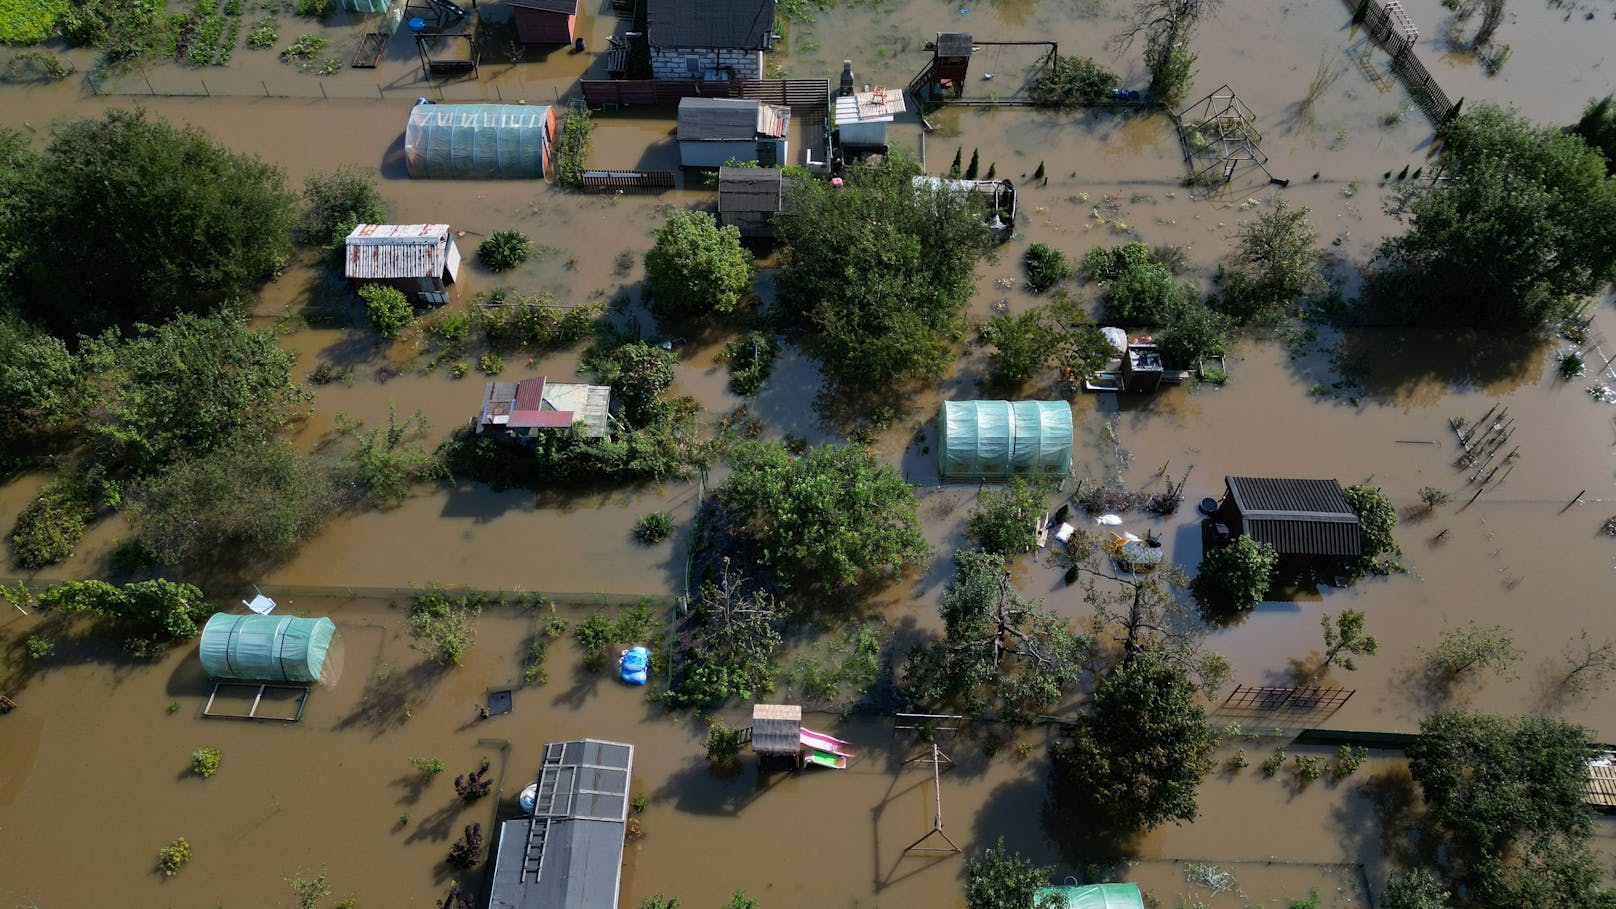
left=408, top=586, right=484, bottom=666
left=478, top=351, right=504, bottom=375
left=1261, top=748, right=1287, bottom=776
left=1023, top=243, right=1073, bottom=293
left=554, top=105, right=593, bottom=188
left=574, top=613, right=615, bottom=671
left=634, top=512, right=675, bottom=544
left=3, top=49, right=74, bottom=80
left=966, top=478, right=1048, bottom=555
left=1331, top=745, right=1367, bottom=781
left=1105, top=261, right=1195, bottom=325
left=1193, top=537, right=1278, bottom=613
left=301, top=165, right=386, bottom=249
left=0, top=0, right=68, bottom=45
left=1342, top=484, right=1400, bottom=576
left=644, top=210, right=754, bottom=320
left=1029, top=54, right=1120, bottom=108
left=720, top=332, right=779, bottom=396
left=478, top=230, right=532, bottom=272
left=157, top=837, right=191, bottom=875
left=10, top=477, right=92, bottom=569
left=446, top=823, right=483, bottom=869
left=190, top=747, right=221, bottom=778
left=293, top=0, right=329, bottom=16
left=38, top=579, right=210, bottom=657
left=1080, top=241, right=1154, bottom=282
left=1157, top=299, right=1229, bottom=368
left=1293, top=754, right=1325, bottom=783
left=409, top=756, right=446, bottom=780
left=705, top=720, right=744, bottom=764
left=360, top=284, right=413, bottom=340
left=25, top=633, right=54, bottom=660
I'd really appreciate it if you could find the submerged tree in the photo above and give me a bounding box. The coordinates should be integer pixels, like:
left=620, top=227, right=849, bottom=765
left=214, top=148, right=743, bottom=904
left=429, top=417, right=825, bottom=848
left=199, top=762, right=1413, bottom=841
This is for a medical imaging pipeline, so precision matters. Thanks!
left=1571, top=94, right=1616, bottom=175
left=1216, top=197, right=1325, bottom=324
left=1369, top=104, right=1616, bottom=329
left=17, top=109, right=298, bottom=336
left=1192, top=536, right=1277, bottom=614
left=1343, top=483, right=1400, bottom=576
left=775, top=152, right=995, bottom=396
left=717, top=441, right=926, bottom=591
left=1052, top=651, right=1216, bottom=832
left=663, top=558, right=783, bottom=707
left=643, top=210, right=754, bottom=321
left=1073, top=545, right=1229, bottom=696
left=1405, top=711, right=1613, bottom=909
left=901, top=549, right=1089, bottom=725
left=1319, top=609, right=1378, bottom=673
left=965, top=838, right=1064, bottom=909
left=1111, top=0, right=1222, bottom=105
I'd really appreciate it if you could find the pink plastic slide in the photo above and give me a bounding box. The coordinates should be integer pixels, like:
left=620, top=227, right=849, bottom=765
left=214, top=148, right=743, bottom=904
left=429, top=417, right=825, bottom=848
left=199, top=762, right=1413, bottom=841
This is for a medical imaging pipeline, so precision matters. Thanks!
left=799, top=728, right=853, bottom=757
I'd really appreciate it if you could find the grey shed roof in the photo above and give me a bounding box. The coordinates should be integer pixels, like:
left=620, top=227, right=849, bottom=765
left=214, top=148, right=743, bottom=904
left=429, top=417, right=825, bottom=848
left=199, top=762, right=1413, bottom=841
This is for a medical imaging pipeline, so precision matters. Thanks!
left=751, top=703, right=802, bottom=755
left=718, top=167, right=784, bottom=214
left=648, top=0, right=775, bottom=49
left=935, top=32, right=974, bottom=56
left=489, top=739, right=635, bottom=909
left=678, top=98, right=780, bottom=141
left=1224, top=476, right=1361, bottom=557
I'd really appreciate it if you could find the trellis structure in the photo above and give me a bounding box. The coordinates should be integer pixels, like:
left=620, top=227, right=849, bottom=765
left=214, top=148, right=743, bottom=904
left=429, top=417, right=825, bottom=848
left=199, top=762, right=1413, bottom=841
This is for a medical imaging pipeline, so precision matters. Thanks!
left=1175, top=85, right=1272, bottom=186
left=893, top=713, right=963, bottom=856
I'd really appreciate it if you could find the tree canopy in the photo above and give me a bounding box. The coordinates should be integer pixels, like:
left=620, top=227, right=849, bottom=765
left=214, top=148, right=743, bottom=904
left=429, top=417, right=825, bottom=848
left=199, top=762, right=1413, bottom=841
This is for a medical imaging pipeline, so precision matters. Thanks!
left=0, top=308, right=81, bottom=461
left=643, top=210, right=754, bottom=321
left=301, top=164, right=387, bottom=250
left=16, top=109, right=298, bottom=336
left=81, top=312, right=310, bottom=475
left=774, top=152, right=995, bottom=395
left=1051, top=651, right=1215, bottom=832
left=1571, top=95, right=1616, bottom=175
left=1217, top=197, right=1324, bottom=324
left=1370, top=104, right=1616, bottom=329
left=716, top=441, right=926, bottom=591
left=901, top=549, right=1089, bottom=724
left=965, top=839, right=1062, bottom=909
left=1192, top=536, right=1277, bottom=613
left=1405, top=711, right=1614, bottom=909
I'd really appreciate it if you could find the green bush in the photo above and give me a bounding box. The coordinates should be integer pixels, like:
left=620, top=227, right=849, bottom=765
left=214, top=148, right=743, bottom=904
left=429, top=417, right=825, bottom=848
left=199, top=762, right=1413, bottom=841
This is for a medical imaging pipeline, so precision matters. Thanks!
left=408, top=586, right=485, bottom=666
left=190, top=747, right=221, bottom=778
left=360, top=284, right=413, bottom=339
left=10, top=477, right=92, bottom=569
left=301, top=165, right=386, bottom=249
left=1156, top=299, right=1229, bottom=369
left=1080, top=241, right=1153, bottom=282
left=474, top=294, right=600, bottom=351
left=1029, top=54, right=1120, bottom=108
left=409, top=756, right=446, bottom=779
left=721, top=331, right=779, bottom=396
left=1023, top=243, right=1073, bottom=293
left=25, top=633, right=54, bottom=660
left=705, top=720, right=744, bottom=764
left=157, top=837, right=191, bottom=876
left=478, top=230, right=532, bottom=272
left=1193, top=536, right=1278, bottom=613
left=293, top=0, right=329, bottom=17
left=965, top=478, right=1048, bottom=555
left=1343, top=483, right=1400, bottom=576
left=3, top=49, right=74, bottom=80
left=1104, top=261, right=1195, bottom=325
left=634, top=512, right=675, bottom=544
left=574, top=613, right=615, bottom=672
left=554, top=106, right=593, bottom=188
left=0, top=0, right=68, bottom=45
left=644, top=210, right=754, bottom=320
left=478, top=351, right=504, bottom=376
left=38, top=579, right=211, bottom=656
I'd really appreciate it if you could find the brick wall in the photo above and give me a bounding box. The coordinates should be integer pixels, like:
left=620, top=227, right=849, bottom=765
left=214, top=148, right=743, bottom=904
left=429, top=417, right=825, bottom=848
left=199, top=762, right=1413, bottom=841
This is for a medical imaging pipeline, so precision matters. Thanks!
left=650, top=47, right=762, bottom=81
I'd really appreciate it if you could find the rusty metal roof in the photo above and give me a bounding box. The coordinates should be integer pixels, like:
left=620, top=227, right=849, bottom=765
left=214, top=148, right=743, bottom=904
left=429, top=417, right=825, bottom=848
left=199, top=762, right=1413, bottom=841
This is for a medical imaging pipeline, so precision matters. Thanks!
left=1224, top=476, right=1361, bottom=557
left=344, top=224, right=452, bottom=280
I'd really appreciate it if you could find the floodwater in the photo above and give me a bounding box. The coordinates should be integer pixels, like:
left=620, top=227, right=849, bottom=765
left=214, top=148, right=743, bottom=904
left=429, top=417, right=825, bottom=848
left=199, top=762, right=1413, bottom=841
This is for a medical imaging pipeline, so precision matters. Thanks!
left=4, top=0, right=1616, bottom=904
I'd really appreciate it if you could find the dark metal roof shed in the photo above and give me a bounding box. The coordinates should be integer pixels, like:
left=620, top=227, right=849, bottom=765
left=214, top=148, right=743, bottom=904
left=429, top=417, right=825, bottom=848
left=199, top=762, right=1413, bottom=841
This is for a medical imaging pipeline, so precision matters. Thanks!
left=647, top=0, right=776, bottom=49
left=934, top=32, right=974, bottom=56
left=718, top=167, right=783, bottom=213
left=489, top=739, right=635, bottom=909
left=1223, top=476, right=1362, bottom=557
left=750, top=703, right=802, bottom=755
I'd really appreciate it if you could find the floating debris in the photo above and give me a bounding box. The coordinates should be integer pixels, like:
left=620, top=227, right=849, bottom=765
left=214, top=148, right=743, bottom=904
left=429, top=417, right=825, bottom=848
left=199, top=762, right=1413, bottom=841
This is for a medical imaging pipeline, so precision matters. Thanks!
left=1185, top=862, right=1237, bottom=894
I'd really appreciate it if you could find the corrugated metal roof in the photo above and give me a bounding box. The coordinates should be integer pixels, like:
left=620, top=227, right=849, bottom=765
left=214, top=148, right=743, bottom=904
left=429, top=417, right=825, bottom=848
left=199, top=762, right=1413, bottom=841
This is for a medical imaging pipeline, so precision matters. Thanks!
left=480, top=376, right=610, bottom=437
left=835, top=88, right=905, bottom=124
left=647, top=0, right=774, bottom=50
left=509, top=0, right=578, bottom=12
left=1224, top=476, right=1361, bottom=557
left=677, top=98, right=787, bottom=141
left=344, top=224, right=452, bottom=279
left=718, top=166, right=783, bottom=214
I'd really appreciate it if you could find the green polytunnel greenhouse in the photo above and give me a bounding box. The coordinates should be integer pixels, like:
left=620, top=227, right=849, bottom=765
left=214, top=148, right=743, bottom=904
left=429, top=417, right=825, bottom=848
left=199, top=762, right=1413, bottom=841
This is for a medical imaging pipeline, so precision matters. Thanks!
left=199, top=613, right=336, bottom=684
left=938, top=400, right=1073, bottom=479
left=404, top=103, right=556, bottom=179
left=1033, top=883, right=1144, bottom=909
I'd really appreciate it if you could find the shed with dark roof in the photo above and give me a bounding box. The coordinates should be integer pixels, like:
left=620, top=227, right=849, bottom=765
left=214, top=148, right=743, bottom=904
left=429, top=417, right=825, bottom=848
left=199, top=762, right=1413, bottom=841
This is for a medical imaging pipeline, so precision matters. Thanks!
left=489, top=739, right=634, bottom=909
left=510, top=0, right=579, bottom=44
left=1213, top=476, right=1362, bottom=558
left=677, top=98, right=790, bottom=167
left=717, top=166, right=787, bottom=238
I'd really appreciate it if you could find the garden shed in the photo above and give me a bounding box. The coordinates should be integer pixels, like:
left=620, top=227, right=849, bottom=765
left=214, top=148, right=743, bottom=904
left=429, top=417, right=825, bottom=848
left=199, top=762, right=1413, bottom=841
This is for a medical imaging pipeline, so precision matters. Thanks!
left=677, top=98, right=790, bottom=168
left=198, top=613, right=336, bottom=684
left=717, top=166, right=787, bottom=238
left=404, top=103, right=556, bottom=179
left=509, top=0, right=578, bottom=44
left=1212, top=476, right=1362, bottom=560
left=344, top=223, right=462, bottom=305
left=938, top=400, right=1072, bottom=480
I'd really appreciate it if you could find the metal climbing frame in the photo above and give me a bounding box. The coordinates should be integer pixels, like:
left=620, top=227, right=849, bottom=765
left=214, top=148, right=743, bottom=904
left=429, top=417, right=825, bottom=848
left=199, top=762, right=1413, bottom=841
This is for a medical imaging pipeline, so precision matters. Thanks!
left=1175, top=84, right=1272, bottom=186
left=1221, top=684, right=1356, bottom=712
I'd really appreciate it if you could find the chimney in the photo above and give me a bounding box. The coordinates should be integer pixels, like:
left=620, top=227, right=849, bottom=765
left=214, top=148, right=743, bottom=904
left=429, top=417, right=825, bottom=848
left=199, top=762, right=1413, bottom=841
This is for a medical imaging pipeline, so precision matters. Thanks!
left=839, top=60, right=855, bottom=96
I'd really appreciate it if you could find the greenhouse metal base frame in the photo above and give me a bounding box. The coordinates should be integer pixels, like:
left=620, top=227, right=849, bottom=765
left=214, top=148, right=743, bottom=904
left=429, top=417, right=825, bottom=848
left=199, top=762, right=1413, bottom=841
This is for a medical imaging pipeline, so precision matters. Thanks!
left=203, top=681, right=311, bottom=722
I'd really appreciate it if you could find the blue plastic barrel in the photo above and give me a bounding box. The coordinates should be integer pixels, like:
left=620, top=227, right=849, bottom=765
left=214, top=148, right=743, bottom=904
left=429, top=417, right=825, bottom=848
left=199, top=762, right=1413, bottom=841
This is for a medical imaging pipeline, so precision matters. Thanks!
left=407, top=16, right=426, bottom=32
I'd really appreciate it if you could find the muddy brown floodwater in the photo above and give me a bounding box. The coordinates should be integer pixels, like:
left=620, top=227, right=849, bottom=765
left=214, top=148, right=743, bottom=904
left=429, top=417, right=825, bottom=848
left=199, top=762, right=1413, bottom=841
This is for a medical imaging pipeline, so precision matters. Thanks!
left=4, top=0, right=1616, bottom=905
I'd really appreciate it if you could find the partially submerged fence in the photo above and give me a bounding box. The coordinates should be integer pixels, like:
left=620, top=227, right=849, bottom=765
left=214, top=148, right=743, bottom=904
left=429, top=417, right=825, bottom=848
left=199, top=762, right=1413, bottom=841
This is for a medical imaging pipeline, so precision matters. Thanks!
left=1350, top=0, right=1455, bottom=123
left=580, top=78, right=829, bottom=112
